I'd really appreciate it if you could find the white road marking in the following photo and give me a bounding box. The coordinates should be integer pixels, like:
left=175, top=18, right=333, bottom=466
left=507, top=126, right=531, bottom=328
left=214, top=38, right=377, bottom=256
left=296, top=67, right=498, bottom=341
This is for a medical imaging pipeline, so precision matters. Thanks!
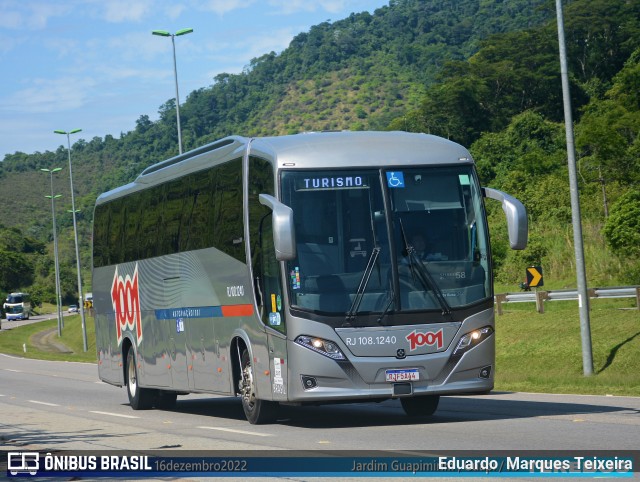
left=90, top=411, right=140, bottom=419
left=28, top=400, right=59, bottom=407
left=198, top=426, right=271, bottom=437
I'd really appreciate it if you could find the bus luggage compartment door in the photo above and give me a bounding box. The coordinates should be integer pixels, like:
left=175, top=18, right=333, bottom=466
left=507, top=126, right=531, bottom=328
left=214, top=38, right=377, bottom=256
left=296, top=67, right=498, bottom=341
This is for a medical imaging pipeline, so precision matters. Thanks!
left=164, top=276, right=190, bottom=391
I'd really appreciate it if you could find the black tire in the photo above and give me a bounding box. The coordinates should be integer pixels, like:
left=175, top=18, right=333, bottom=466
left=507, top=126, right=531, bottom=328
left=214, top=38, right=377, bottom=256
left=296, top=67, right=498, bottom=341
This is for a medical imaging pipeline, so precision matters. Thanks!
left=155, top=390, right=178, bottom=410
left=239, top=349, right=277, bottom=424
left=125, top=348, right=154, bottom=410
left=401, top=395, right=440, bottom=417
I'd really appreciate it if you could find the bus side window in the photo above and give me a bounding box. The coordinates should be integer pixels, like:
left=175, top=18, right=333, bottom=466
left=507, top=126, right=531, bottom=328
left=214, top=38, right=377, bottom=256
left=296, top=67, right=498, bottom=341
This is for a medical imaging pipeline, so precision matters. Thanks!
left=93, top=203, right=109, bottom=268
left=164, top=176, right=186, bottom=254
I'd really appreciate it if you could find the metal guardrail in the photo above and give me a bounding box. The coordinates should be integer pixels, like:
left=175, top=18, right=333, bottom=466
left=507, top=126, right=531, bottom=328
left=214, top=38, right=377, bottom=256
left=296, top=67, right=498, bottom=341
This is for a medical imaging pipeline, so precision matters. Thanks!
left=495, top=286, right=640, bottom=314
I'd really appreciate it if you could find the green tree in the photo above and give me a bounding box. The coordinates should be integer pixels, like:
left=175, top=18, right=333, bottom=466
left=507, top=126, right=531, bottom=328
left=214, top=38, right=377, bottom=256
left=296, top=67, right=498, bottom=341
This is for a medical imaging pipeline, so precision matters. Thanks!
left=471, top=111, right=565, bottom=193
left=576, top=48, right=640, bottom=188
left=0, top=250, right=33, bottom=292
left=603, top=191, right=640, bottom=259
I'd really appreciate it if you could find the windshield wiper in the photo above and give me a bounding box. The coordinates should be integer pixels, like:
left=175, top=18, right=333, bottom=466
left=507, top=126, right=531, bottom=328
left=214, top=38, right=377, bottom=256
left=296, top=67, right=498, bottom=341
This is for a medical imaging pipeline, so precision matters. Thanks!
left=345, top=187, right=386, bottom=323
left=376, top=281, right=395, bottom=326
left=398, top=220, right=453, bottom=318
left=345, top=246, right=381, bottom=322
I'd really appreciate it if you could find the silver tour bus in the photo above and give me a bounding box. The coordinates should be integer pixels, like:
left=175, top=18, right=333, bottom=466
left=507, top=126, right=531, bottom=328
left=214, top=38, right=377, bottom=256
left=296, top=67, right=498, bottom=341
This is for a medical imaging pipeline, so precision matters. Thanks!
left=92, top=131, right=527, bottom=424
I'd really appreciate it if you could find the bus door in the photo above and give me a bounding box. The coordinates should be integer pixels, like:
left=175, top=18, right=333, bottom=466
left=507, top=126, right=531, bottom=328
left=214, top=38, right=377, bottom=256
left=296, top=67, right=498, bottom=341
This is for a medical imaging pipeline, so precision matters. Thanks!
left=256, top=211, right=288, bottom=400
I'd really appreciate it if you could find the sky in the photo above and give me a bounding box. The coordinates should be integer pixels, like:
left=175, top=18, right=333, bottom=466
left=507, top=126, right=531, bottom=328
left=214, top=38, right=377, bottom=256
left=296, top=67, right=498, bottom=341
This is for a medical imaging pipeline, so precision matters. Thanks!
left=0, top=0, right=388, bottom=158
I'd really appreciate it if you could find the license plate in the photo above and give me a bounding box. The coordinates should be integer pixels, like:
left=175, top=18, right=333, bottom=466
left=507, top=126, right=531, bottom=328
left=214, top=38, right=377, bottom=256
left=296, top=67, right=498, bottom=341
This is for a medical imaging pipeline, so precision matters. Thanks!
left=385, top=368, right=419, bottom=382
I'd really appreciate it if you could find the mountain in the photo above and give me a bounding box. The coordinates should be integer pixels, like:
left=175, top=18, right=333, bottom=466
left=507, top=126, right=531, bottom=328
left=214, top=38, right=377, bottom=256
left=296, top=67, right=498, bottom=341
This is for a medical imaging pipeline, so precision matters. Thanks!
left=1, top=0, right=554, bottom=204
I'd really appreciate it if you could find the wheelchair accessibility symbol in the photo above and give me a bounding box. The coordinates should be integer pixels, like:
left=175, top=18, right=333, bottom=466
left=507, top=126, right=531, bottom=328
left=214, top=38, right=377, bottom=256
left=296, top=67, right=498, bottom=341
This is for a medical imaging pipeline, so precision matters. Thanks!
left=386, top=171, right=405, bottom=188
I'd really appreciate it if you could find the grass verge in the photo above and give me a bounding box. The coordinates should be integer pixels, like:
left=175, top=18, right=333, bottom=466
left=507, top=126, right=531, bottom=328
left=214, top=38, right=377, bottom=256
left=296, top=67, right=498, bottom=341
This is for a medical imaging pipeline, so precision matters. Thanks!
left=495, top=298, right=640, bottom=396
left=0, top=314, right=96, bottom=363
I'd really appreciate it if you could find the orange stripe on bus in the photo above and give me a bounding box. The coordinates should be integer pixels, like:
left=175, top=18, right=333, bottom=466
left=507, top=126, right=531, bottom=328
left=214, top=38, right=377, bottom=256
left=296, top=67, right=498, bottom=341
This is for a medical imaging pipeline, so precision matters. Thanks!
left=221, top=304, right=254, bottom=317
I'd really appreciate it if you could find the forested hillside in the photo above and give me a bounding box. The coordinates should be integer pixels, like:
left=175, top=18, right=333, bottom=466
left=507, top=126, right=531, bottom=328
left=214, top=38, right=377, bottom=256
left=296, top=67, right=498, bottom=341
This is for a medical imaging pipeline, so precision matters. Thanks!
left=0, top=0, right=638, bottom=304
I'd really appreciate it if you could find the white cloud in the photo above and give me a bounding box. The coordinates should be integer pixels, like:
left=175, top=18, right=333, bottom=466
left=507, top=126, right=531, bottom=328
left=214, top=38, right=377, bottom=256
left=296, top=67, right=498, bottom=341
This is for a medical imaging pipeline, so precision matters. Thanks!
left=91, top=0, right=188, bottom=23
left=0, top=77, right=96, bottom=114
left=45, top=37, right=81, bottom=58
left=197, top=26, right=294, bottom=82
left=107, top=31, right=171, bottom=62
left=26, top=3, right=71, bottom=29
left=0, top=1, right=70, bottom=30
left=99, top=65, right=170, bottom=82
left=242, top=27, right=298, bottom=59
left=101, top=0, right=153, bottom=22
left=0, top=117, right=54, bottom=154
left=266, top=0, right=348, bottom=15
left=0, top=8, right=22, bottom=29
left=0, top=33, right=26, bottom=54
left=164, top=3, right=186, bottom=19
left=197, top=0, right=255, bottom=16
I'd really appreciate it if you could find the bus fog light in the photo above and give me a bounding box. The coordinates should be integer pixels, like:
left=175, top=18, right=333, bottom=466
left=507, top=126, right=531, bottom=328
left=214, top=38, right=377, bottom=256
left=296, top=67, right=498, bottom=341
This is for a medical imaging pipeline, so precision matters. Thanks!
left=301, top=376, right=318, bottom=390
left=453, top=326, right=493, bottom=356
left=295, top=335, right=346, bottom=360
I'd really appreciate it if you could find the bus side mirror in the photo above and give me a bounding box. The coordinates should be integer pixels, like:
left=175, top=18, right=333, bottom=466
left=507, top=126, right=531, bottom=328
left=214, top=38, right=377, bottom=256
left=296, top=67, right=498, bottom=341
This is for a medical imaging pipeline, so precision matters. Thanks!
left=483, top=187, right=528, bottom=250
left=259, top=194, right=297, bottom=261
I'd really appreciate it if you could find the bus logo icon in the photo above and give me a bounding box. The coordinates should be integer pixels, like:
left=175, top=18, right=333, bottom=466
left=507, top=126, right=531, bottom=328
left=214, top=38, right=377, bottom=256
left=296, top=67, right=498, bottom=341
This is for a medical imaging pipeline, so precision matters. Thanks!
left=8, top=452, right=39, bottom=475
left=111, top=264, right=143, bottom=346
left=405, top=328, right=443, bottom=352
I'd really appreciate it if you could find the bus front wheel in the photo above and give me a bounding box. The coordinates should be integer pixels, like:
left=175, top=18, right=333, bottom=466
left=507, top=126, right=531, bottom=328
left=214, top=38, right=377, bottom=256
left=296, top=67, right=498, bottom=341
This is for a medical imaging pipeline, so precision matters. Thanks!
left=239, top=349, right=277, bottom=424
left=125, top=348, right=154, bottom=410
left=401, top=395, right=440, bottom=417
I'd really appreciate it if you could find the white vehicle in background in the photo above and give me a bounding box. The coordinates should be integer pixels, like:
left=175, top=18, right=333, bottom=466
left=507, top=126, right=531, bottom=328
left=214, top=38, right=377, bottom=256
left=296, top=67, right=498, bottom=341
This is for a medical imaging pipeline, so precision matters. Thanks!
left=4, top=292, right=31, bottom=321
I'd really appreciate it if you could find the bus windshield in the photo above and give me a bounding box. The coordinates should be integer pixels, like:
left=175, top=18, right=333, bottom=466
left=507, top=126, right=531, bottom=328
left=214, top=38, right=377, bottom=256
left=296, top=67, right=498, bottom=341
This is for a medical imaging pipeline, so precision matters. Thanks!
left=281, top=166, right=490, bottom=323
left=7, top=294, right=25, bottom=304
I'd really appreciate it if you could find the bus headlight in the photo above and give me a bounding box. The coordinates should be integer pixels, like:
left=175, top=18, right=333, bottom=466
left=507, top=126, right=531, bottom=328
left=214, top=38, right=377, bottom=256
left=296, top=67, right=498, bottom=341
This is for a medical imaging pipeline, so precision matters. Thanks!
left=453, top=326, right=493, bottom=356
left=295, top=335, right=346, bottom=360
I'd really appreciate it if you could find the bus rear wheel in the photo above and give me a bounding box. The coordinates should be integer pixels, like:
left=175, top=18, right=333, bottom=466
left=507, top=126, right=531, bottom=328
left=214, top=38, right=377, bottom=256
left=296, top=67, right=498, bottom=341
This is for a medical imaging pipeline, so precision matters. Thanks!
left=125, top=348, right=154, bottom=410
left=401, top=395, right=440, bottom=417
left=239, top=349, right=277, bottom=424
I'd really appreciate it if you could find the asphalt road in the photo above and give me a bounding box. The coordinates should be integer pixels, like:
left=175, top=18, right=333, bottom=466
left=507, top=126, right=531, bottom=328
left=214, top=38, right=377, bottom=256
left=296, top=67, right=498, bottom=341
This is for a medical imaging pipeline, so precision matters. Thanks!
left=1, top=354, right=638, bottom=454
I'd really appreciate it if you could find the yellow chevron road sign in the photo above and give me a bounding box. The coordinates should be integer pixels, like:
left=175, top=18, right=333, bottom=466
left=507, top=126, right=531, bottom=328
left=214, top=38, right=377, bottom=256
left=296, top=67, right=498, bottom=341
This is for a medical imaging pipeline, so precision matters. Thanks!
left=526, top=266, right=544, bottom=287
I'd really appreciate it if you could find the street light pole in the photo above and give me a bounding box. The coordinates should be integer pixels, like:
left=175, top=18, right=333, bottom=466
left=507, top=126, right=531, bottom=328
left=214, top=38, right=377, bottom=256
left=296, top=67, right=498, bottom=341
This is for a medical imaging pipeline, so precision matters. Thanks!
left=555, top=0, right=593, bottom=376
left=41, top=168, right=63, bottom=337
left=152, top=28, right=193, bottom=155
left=54, top=128, right=88, bottom=352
